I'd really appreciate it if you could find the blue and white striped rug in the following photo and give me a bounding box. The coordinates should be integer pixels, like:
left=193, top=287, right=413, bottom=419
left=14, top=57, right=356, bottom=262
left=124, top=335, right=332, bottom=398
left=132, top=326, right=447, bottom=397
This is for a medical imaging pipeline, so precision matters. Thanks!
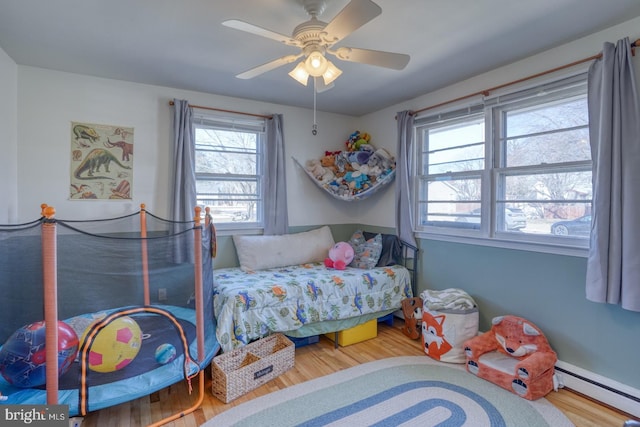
left=203, top=356, right=574, bottom=427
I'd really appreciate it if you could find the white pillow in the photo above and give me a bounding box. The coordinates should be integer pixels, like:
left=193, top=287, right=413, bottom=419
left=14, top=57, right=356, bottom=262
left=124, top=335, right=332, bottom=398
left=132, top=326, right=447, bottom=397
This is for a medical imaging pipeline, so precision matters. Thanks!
left=233, top=226, right=335, bottom=271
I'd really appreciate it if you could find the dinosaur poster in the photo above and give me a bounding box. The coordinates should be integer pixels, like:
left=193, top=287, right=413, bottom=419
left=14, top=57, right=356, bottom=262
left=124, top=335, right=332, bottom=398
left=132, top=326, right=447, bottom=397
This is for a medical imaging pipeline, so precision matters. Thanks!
left=69, top=121, right=134, bottom=200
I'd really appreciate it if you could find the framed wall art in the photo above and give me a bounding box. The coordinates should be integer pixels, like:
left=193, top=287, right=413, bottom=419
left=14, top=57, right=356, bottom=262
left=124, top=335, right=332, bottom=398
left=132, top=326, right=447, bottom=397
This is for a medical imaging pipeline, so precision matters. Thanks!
left=69, top=121, right=134, bottom=200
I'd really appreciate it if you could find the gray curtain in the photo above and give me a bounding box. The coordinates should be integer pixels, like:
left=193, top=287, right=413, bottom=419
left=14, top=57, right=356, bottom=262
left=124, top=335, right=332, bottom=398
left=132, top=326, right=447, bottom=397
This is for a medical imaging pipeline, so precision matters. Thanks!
left=396, top=110, right=417, bottom=247
left=171, top=99, right=196, bottom=261
left=586, top=38, right=640, bottom=311
left=264, top=113, right=288, bottom=235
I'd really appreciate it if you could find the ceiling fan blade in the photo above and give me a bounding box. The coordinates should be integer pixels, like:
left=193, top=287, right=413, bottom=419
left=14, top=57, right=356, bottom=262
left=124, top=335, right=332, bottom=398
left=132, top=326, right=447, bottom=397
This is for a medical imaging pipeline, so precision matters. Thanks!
left=322, top=0, right=382, bottom=45
left=330, top=47, right=410, bottom=70
left=236, top=54, right=302, bottom=79
left=222, top=19, right=299, bottom=47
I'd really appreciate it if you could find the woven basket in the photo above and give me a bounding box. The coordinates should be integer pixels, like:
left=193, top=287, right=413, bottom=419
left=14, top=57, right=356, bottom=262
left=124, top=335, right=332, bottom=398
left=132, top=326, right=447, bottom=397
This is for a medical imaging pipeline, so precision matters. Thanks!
left=211, top=333, right=295, bottom=403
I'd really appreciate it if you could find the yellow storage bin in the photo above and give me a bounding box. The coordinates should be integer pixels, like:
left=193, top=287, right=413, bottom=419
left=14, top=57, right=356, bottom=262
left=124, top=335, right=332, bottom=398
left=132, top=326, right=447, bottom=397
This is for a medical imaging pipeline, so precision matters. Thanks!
left=325, top=319, right=377, bottom=346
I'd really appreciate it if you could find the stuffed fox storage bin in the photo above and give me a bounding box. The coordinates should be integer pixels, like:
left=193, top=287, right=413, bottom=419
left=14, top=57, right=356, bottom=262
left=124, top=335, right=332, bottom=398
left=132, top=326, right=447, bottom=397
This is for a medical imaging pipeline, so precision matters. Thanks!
left=211, top=334, right=294, bottom=403
left=420, top=288, right=479, bottom=363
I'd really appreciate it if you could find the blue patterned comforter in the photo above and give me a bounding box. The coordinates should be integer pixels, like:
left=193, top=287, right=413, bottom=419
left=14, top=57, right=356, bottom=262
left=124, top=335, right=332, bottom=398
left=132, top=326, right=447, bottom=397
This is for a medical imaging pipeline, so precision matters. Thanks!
left=213, top=262, right=412, bottom=352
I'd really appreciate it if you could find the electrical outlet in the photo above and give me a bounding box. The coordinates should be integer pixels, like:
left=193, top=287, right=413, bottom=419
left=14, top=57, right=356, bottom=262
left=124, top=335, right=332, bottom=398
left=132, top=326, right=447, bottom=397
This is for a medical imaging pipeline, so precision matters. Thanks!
left=158, top=288, right=167, bottom=301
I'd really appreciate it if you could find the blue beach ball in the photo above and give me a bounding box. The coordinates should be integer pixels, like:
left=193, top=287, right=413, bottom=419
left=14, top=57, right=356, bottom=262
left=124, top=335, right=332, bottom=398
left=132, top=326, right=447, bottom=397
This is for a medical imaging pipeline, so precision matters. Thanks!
left=154, top=343, right=177, bottom=365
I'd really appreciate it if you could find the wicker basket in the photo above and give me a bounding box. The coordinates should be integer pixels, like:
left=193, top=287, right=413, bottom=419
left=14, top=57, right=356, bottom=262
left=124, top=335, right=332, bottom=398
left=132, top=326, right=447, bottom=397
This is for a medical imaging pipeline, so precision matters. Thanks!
left=211, top=333, right=295, bottom=403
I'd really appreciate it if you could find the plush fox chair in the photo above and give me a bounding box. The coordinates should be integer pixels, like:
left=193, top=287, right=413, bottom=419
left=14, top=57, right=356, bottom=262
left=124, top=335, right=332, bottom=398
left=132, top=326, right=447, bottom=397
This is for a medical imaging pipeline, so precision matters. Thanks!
left=463, top=315, right=557, bottom=400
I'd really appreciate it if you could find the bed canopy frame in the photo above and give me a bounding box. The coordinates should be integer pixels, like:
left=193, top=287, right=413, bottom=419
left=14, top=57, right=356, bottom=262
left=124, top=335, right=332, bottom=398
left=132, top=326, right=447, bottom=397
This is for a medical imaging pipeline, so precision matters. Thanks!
left=0, top=204, right=218, bottom=426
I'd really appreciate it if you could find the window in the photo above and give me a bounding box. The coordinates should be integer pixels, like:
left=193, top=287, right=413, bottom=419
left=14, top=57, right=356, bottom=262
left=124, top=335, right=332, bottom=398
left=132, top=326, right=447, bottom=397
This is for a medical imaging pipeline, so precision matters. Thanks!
left=194, top=114, right=265, bottom=229
left=415, top=74, right=592, bottom=252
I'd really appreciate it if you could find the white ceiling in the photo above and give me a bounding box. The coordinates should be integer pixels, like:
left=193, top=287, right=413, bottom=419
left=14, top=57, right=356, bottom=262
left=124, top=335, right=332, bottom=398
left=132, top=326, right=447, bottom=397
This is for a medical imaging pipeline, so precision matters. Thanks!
left=1, top=0, right=640, bottom=116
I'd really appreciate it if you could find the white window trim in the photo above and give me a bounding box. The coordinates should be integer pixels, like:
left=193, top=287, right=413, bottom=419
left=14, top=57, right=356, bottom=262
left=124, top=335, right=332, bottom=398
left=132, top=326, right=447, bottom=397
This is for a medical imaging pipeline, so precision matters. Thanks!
left=416, top=230, right=589, bottom=257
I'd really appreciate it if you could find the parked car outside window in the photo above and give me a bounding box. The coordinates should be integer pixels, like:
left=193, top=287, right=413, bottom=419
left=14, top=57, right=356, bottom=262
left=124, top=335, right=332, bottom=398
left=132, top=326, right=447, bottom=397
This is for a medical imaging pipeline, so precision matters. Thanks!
left=456, top=207, right=527, bottom=231
left=550, top=215, right=591, bottom=236
left=503, top=207, right=527, bottom=231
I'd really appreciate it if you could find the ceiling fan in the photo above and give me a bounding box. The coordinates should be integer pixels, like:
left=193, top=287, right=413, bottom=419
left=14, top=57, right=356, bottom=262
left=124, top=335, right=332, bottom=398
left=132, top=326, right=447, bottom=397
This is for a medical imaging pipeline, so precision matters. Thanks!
left=222, top=0, right=410, bottom=89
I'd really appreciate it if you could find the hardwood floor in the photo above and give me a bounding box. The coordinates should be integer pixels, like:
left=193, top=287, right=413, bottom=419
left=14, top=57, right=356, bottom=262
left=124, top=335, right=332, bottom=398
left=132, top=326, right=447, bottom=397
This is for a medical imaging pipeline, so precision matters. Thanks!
left=81, top=319, right=633, bottom=427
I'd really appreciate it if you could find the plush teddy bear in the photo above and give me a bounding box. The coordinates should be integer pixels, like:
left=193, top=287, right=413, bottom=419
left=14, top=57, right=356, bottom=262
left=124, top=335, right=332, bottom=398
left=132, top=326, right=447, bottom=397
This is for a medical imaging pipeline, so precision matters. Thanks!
left=305, top=158, right=334, bottom=184
left=305, top=158, right=324, bottom=177
left=324, top=242, right=355, bottom=270
left=463, top=315, right=558, bottom=400
left=320, top=153, right=337, bottom=173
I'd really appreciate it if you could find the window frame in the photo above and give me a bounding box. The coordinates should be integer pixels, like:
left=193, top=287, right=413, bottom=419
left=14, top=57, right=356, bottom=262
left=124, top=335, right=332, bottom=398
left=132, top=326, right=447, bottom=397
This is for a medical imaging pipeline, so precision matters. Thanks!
left=193, top=113, right=266, bottom=233
left=413, top=73, right=592, bottom=257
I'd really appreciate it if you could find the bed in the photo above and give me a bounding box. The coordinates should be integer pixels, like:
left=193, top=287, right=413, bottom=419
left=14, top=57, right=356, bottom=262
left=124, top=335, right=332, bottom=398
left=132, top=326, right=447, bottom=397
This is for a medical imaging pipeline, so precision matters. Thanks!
left=0, top=205, right=219, bottom=422
left=213, top=226, right=417, bottom=352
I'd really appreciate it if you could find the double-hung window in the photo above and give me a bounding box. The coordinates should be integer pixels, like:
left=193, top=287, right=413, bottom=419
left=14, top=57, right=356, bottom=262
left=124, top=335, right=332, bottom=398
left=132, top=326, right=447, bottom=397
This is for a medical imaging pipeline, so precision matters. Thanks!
left=193, top=113, right=265, bottom=230
left=415, top=74, right=592, bottom=253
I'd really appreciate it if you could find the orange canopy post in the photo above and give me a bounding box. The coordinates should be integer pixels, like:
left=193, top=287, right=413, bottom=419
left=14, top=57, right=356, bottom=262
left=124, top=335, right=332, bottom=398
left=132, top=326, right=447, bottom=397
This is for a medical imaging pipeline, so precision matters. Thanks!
left=41, top=205, right=58, bottom=405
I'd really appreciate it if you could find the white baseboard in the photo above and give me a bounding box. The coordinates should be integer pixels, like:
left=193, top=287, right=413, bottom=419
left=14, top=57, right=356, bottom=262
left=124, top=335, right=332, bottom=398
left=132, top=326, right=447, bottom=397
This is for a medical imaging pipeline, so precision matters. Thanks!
left=555, top=360, right=640, bottom=418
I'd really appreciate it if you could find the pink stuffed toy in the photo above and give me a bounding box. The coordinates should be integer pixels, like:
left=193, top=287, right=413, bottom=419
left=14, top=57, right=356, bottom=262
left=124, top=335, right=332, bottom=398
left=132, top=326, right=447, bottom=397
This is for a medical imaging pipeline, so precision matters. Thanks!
left=324, top=242, right=354, bottom=270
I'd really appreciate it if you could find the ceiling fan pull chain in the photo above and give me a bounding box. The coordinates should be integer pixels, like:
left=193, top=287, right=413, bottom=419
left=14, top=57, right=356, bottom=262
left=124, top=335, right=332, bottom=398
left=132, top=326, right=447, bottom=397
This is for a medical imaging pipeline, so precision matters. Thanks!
left=312, top=77, right=318, bottom=135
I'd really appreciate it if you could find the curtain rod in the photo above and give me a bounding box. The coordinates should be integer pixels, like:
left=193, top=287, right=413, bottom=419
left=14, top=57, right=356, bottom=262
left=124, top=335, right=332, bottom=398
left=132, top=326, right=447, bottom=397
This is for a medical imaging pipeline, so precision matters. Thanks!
left=409, top=38, right=639, bottom=117
left=168, top=100, right=273, bottom=120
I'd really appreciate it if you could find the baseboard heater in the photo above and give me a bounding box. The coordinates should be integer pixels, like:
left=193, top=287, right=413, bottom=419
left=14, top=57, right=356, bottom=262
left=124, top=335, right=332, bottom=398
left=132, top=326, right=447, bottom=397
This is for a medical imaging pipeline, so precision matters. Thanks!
left=555, top=360, right=640, bottom=418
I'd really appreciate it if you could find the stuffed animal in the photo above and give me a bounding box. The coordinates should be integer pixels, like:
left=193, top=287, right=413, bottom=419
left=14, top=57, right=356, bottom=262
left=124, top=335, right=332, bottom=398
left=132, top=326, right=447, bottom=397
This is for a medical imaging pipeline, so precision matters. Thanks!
left=320, top=153, right=337, bottom=173
left=334, top=151, right=353, bottom=176
left=305, top=158, right=334, bottom=184
left=347, top=150, right=371, bottom=165
left=324, top=242, right=355, bottom=270
left=401, top=297, right=423, bottom=340
left=345, top=130, right=372, bottom=152
left=351, top=163, right=371, bottom=175
left=353, top=132, right=371, bottom=151
left=344, top=171, right=369, bottom=191
left=375, top=148, right=395, bottom=171
left=346, top=131, right=361, bottom=151
left=305, top=158, right=324, bottom=178
left=463, top=315, right=558, bottom=400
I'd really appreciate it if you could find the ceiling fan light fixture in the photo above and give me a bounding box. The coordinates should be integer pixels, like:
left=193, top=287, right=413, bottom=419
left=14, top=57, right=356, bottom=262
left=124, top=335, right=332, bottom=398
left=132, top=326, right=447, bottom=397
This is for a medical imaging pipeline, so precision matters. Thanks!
left=289, top=62, right=310, bottom=85
left=322, top=60, right=342, bottom=85
left=305, top=50, right=328, bottom=77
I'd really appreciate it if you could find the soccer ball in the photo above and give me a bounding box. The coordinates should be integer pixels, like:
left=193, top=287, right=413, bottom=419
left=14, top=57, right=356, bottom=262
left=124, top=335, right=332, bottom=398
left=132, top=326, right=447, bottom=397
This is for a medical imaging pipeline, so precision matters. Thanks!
left=0, top=320, right=78, bottom=388
left=80, top=316, right=142, bottom=373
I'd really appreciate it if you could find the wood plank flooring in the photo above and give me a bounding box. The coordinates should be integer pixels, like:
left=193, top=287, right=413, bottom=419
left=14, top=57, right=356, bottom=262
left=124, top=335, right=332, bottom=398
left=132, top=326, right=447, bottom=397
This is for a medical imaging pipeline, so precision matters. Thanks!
left=80, top=319, right=633, bottom=427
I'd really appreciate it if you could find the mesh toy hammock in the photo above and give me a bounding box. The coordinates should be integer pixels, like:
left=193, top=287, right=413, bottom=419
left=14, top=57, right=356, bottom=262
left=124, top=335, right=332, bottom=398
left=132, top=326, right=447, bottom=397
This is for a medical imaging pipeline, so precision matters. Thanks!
left=0, top=204, right=219, bottom=425
left=293, top=157, right=396, bottom=201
